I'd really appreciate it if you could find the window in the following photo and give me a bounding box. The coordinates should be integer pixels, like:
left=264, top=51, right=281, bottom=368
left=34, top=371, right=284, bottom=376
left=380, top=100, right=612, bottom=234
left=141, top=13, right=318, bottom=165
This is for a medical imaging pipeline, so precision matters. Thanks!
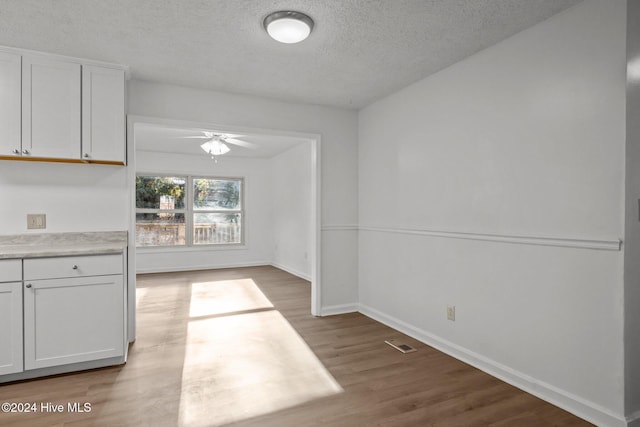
left=136, top=175, right=243, bottom=247
left=136, top=176, right=186, bottom=247
left=192, top=177, right=242, bottom=245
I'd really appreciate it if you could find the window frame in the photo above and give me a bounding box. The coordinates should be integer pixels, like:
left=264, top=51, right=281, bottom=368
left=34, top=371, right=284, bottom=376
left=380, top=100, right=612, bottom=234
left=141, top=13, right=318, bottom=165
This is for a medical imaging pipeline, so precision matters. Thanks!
left=135, top=174, right=245, bottom=248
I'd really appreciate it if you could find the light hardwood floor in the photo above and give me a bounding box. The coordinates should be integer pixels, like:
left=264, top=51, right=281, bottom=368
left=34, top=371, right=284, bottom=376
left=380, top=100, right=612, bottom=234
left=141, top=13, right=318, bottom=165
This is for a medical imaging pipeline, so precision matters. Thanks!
left=0, top=266, right=591, bottom=426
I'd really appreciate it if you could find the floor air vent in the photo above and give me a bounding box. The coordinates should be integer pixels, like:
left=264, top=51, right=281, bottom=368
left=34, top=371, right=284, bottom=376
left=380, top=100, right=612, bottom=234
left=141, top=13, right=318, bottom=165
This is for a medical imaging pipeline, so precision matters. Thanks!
left=385, top=339, right=416, bottom=353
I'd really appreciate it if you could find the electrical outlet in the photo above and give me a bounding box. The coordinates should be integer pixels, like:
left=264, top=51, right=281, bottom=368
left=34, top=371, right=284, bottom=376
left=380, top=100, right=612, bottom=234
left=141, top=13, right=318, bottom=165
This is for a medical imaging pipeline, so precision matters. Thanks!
left=27, top=214, right=46, bottom=230
left=447, top=305, right=456, bottom=321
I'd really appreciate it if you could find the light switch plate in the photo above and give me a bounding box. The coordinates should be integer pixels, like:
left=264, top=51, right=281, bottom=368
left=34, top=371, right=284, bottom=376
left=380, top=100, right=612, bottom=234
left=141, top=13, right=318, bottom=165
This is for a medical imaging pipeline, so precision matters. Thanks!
left=447, top=305, right=456, bottom=321
left=27, top=214, right=46, bottom=229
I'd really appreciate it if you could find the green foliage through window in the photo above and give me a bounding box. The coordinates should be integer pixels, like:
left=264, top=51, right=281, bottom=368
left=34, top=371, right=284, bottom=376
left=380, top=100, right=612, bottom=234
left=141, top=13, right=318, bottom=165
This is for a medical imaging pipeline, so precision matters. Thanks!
left=135, top=175, right=243, bottom=247
left=136, top=176, right=186, bottom=209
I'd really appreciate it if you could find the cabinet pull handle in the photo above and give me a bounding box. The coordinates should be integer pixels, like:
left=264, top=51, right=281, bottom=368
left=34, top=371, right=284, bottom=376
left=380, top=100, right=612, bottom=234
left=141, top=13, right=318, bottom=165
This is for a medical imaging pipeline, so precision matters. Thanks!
left=12, top=148, right=20, bottom=155
left=22, top=149, right=30, bottom=155
left=72, top=265, right=78, bottom=270
left=83, top=153, right=90, bottom=158
left=26, top=284, right=32, bottom=288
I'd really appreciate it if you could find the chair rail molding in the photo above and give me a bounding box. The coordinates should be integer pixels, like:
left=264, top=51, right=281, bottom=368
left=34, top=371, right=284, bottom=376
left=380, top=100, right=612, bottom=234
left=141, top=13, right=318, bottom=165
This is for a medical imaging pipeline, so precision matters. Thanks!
left=358, top=225, right=622, bottom=251
left=321, top=224, right=358, bottom=232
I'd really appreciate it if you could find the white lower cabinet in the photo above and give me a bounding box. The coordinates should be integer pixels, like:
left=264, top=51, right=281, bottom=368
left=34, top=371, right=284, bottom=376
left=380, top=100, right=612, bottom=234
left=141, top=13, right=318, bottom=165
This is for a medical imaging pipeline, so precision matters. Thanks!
left=0, top=253, right=125, bottom=380
left=23, top=274, right=124, bottom=370
left=0, top=281, right=23, bottom=375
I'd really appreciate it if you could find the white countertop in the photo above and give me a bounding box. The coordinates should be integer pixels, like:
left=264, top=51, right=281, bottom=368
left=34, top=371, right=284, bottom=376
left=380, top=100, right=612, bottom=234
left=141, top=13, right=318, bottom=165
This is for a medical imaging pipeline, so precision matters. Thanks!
left=0, top=231, right=128, bottom=259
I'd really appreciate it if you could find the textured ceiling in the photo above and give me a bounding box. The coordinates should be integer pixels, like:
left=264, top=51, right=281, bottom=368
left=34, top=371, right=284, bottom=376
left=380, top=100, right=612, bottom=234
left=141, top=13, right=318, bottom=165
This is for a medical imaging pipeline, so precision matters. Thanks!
left=0, top=0, right=582, bottom=109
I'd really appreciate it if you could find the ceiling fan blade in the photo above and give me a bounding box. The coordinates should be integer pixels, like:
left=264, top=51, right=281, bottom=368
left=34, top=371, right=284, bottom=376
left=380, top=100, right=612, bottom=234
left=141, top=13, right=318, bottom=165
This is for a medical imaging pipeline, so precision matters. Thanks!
left=224, top=138, right=259, bottom=149
left=175, top=135, right=210, bottom=139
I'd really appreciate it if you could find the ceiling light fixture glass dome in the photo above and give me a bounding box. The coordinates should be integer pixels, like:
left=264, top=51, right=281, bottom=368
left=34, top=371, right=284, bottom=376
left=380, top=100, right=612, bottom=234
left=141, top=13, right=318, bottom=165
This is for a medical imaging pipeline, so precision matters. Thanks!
left=263, top=11, right=314, bottom=44
left=201, top=139, right=230, bottom=163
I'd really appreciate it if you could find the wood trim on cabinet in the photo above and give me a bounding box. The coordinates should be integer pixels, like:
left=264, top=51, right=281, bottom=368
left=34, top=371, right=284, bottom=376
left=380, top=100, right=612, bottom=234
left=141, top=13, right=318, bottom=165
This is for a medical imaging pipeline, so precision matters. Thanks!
left=0, top=155, right=125, bottom=166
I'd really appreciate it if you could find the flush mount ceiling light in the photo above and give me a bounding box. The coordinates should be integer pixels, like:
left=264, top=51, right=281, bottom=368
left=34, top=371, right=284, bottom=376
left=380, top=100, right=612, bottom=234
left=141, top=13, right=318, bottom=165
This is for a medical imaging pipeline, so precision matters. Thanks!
left=263, top=11, right=314, bottom=44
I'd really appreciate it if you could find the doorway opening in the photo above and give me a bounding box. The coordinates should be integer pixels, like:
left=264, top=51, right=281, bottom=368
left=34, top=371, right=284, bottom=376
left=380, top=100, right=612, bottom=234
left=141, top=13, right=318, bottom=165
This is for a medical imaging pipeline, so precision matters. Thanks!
left=125, top=116, right=322, bottom=341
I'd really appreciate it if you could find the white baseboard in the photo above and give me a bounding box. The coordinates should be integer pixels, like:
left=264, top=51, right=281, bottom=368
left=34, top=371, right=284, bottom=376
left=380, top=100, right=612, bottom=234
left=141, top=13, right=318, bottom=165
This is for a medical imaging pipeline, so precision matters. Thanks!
left=270, top=262, right=312, bottom=281
left=628, top=410, right=640, bottom=427
left=136, top=261, right=270, bottom=274
left=320, top=303, right=359, bottom=316
left=358, top=303, right=626, bottom=427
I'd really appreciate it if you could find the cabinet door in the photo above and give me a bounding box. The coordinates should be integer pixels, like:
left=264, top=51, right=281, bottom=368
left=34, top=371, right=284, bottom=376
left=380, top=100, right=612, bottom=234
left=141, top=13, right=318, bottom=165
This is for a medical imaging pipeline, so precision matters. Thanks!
left=82, top=66, right=126, bottom=163
left=0, top=282, right=23, bottom=375
left=24, top=275, right=124, bottom=370
left=22, top=56, right=81, bottom=159
left=0, top=51, right=21, bottom=157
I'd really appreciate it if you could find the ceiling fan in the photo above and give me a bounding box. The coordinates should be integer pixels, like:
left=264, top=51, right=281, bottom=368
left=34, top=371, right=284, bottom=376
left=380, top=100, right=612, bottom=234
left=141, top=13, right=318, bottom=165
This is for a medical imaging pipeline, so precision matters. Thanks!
left=181, top=131, right=258, bottom=162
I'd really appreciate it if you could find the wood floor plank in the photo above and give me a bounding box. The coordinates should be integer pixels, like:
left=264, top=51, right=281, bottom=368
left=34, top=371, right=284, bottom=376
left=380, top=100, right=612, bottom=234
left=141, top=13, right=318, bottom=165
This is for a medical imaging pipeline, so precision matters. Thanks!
left=0, top=266, right=592, bottom=426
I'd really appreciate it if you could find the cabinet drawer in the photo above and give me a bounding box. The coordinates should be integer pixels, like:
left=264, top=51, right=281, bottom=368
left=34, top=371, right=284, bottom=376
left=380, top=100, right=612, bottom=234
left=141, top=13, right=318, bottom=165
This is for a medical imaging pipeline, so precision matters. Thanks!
left=24, top=254, right=122, bottom=280
left=0, top=259, right=22, bottom=282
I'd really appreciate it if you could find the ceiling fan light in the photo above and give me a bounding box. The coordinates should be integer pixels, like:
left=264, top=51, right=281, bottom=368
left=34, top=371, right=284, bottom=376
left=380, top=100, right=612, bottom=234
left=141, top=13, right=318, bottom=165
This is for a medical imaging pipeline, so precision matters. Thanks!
left=200, top=140, right=230, bottom=156
left=264, top=11, right=314, bottom=44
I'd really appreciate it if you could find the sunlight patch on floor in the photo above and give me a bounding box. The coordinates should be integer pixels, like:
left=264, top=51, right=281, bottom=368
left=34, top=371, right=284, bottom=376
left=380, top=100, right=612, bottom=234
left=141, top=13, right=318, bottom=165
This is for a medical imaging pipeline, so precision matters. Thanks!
left=178, top=279, right=343, bottom=427
left=135, top=286, right=148, bottom=307
left=188, top=279, right=273, bottom=318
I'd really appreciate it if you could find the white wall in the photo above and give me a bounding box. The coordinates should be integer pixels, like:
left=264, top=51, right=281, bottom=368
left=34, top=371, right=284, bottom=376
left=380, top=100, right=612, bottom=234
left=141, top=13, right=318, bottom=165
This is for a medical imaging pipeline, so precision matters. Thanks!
left=358, top=0, right=627, bottom=425
left=135, top=150, right=273, bottom=273
left=128, top=81, right=359, bottom=310
left=271, top=142, right=312, bottom=280
left=626, top=0, right=640, bottom=423
left=0, top=161, right=129, bottom=234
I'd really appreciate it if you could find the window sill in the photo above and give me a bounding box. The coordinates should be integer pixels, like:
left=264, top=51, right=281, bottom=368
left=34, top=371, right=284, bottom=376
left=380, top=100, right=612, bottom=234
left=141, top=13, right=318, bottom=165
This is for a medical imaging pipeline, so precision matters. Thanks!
left=136, top=244, right=248, bottom=255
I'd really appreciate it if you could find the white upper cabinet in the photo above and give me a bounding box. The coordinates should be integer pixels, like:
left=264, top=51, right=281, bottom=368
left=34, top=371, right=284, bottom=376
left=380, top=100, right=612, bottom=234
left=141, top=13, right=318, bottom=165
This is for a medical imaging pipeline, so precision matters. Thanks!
left=22, top=56, right=81, bottom=159
left=82, top=66, right=125, bottom=163
left=0, top=51, right=21, bottom=157
left=0, top=46, right=126, bottom=165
